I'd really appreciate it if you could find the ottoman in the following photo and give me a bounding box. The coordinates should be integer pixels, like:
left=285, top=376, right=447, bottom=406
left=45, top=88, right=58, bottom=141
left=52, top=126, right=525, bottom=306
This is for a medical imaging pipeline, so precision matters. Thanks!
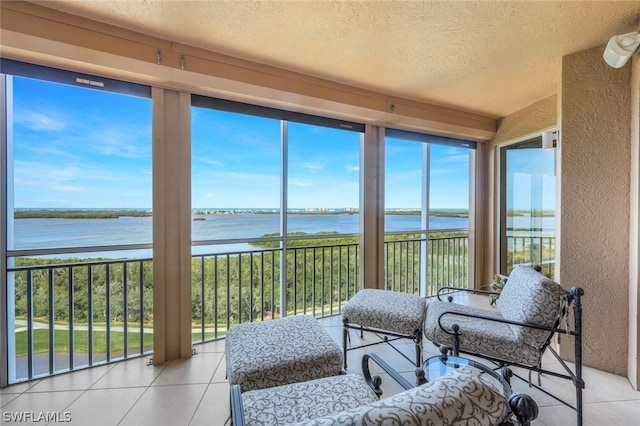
left=225, top=314, right=343, bottom=391
left=342, top=289, right=426, bottom=369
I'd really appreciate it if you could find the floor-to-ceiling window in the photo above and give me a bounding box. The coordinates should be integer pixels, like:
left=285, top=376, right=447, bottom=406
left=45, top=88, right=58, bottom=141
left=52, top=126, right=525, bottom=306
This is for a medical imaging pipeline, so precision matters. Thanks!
left=1, top=60, right=153, bottom=384
left=190, top=96, right=362, bottom=341
left=286, top=122, right=361, bottom=316
left=384, top=129, right=474, bottom=295
left=499, top=133, right=556, bottom=277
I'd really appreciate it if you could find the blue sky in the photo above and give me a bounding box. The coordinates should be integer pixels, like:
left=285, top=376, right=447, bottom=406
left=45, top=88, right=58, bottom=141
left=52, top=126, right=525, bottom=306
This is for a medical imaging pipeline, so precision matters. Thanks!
left=13, top=75, right=473, bottom=210
left=12, top=76, right=152, bottom=209
left=506, top=148, right=556, bottom=211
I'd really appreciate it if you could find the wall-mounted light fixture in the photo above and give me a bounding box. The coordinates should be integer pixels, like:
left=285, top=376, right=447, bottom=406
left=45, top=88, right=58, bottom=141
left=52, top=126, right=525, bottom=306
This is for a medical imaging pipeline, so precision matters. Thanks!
left=603, top=32, right=640, bottom=68
left=542, top=130, right=557, bottom=151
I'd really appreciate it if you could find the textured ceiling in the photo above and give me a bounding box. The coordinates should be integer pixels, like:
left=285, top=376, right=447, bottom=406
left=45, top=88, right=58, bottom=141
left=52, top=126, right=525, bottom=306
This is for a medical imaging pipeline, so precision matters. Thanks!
left=32, top=0, right=640, bottom=118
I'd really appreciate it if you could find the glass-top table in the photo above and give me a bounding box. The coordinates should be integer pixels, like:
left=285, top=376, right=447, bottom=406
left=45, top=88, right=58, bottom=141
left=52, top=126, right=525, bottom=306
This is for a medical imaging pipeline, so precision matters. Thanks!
left=418, top=354, right=513, bottom=396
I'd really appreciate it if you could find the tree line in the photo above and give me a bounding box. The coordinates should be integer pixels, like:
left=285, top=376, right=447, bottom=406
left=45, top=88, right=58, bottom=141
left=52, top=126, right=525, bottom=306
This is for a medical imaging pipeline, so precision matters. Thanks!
left=12, top=231, right=468, bottom=335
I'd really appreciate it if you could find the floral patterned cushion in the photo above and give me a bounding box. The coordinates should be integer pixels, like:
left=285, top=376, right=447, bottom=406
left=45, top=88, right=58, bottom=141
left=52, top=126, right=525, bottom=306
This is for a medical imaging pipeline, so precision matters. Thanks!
left=291, top=366, right=509, bottom=426
left=225, top=315, right=344, bottom=392
left=342, top=289, right=426, bottom=336
left=497, top=265, right=567, bottom=349
left=424, top=300, right=543, bottom=366
left=241, top=374, right=379, bottom=426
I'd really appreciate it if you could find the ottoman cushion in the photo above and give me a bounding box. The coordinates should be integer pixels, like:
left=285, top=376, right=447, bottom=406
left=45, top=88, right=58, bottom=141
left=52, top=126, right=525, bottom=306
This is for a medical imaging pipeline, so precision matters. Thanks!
left=342, top=289, right=426, bottom=336
left=240, top=374, right=378, bottom=426
left=225, top=315, right=343, bottom=391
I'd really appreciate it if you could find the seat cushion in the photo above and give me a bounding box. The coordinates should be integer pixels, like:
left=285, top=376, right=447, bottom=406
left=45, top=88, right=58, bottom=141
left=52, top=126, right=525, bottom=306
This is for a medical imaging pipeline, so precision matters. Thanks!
left=342, top=289, right=426, bottom=336
left=225, top=315, right=343, bottom=391
left=292, top=366, right=510, bottom=426
left=241, top=374, right=379, bottom=426
left=497, top=265, right=567, bottom=349
left=424, top=299, right=543, bottom=366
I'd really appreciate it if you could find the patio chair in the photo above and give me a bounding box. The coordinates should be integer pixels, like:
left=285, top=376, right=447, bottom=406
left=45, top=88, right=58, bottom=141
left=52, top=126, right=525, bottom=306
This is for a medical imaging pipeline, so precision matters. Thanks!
left=423, top=264, right=585, bottom=425
left=231, top=352, right=539, bottom=426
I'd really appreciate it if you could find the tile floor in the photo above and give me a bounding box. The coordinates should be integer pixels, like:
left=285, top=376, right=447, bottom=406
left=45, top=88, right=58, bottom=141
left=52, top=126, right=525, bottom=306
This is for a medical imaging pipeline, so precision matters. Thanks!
left=1, top=313, right=640, bottom=425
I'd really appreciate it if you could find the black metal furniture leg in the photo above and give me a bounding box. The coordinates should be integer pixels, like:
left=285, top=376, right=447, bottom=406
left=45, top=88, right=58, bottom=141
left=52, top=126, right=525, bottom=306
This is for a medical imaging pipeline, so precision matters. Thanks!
left=414, top=330, right=422, bottom=369
left=342, top=317, right=349, bottom=369
left=573, top=288, right=585, bottom=426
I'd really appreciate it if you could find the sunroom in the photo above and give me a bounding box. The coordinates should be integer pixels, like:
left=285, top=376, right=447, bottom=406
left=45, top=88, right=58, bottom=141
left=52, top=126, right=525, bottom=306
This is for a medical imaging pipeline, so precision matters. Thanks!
left=1, top=1, right=640, bottom=425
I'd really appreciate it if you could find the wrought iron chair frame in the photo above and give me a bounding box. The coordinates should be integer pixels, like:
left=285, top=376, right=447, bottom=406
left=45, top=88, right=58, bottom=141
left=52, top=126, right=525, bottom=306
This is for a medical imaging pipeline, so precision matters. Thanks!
left=433, top=285, right=585, bottom=426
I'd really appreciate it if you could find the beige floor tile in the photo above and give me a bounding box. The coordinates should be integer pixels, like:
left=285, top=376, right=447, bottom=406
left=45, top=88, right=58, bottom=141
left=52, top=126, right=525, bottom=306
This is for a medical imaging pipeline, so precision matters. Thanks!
left=26, top=364, right=114, bottom=392
left=91, top=357, right=165, bottom=389
left=0, top=393, right=20, bottom=408
left=152, top=353, right=223, bottom=386
left=119, top=384, right=207, bottom=426
left=0, top=380, right=39, bottom=395
left=322, top=324, right=344, bottom=345
left=580, top=366, right=640, bottom=402
left=318, top=315, right=344, bottom=327
left=1, top=391, right=83, bottom=425
left=537, top=399, right=640, bottom=426
left=211, top=356, right=227, bottom=384
left=2, top=312, right=638, bottom=426
left=189, top=382, right=230, bottom=426
left=63, top=387, right=146, bottom=426
left=584, top=400, right=640, bottom=425
left=196, top=339, right=226, bottom=353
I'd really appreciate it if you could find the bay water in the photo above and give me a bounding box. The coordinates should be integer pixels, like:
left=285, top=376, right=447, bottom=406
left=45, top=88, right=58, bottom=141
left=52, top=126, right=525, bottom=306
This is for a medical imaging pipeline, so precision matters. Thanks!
left=11, top=212, right=553, bottom=258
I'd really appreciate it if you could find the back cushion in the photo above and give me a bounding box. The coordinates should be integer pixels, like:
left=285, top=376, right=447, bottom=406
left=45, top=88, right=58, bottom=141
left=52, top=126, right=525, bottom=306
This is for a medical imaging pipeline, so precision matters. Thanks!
left=292, top=366, right=509, bottom=426
left=497, top=265, right=567, bottom=348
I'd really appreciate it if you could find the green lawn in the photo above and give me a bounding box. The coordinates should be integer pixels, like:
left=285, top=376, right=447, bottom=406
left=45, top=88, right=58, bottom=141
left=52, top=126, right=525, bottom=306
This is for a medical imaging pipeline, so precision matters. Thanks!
left=14, top=328, right=154, bottom=357
left=13, top=323, right=230, bottom=357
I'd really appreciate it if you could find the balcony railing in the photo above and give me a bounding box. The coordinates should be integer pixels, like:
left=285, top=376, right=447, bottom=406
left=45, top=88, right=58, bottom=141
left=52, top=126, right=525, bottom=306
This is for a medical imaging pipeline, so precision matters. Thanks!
left=506, top=234, right=556, bottom=277
left=384, top=232, right=468, bottom=295
left=5, top=231, right=468, bottom=384
left=7, top=258, right=153, bottom=383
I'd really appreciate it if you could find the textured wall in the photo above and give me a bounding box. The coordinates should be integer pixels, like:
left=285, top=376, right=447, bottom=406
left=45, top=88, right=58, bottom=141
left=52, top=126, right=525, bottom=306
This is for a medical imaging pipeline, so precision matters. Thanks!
left=560, top=47, right=630, bottom=374
left=492, top=95, right=557, bottom=145
left=630, top=57, right=640, bottom=388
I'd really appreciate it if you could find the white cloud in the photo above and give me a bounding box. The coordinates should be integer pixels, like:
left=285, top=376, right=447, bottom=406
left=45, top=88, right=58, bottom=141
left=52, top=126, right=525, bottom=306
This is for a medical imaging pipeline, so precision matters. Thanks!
left=193, top=156, right=225, bottom=167
left=303, top=163, right=324, bottom=172
left=13, top=177, right=32, bottom=187
left=49, top=185, right=88, bottom=192
left=288, top=178, right=313, bottom=187
left=91, top=126, right=151, bottom=159
left=345, top=164, right=359, bottom=172
left=14, top=110, right=67, bottom=132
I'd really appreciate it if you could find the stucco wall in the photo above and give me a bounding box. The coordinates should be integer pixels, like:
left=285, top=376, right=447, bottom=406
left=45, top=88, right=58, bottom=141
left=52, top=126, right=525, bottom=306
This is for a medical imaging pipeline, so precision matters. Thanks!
left=630, top=56, right=640, bottom=388
left=492, top=95, right=557, bottom=146
left=560, top=46, right=630, bottom=374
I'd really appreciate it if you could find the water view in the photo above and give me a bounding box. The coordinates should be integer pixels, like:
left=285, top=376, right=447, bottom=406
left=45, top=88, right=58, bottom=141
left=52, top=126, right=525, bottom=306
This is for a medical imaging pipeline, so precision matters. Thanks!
left=9, top=208, right=556, bottom=259
left=11, top=210, right=472, bottom=257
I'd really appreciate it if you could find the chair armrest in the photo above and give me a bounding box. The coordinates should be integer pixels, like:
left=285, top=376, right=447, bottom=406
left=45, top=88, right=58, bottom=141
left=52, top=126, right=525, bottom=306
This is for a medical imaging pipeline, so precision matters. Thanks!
left=230, top=384, right=246, bottom=426
left=362, top=352, right=414, bottom=392
left=436, top=286, right=499, bottom=301
left=436, top=310, right=578, bottom=337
